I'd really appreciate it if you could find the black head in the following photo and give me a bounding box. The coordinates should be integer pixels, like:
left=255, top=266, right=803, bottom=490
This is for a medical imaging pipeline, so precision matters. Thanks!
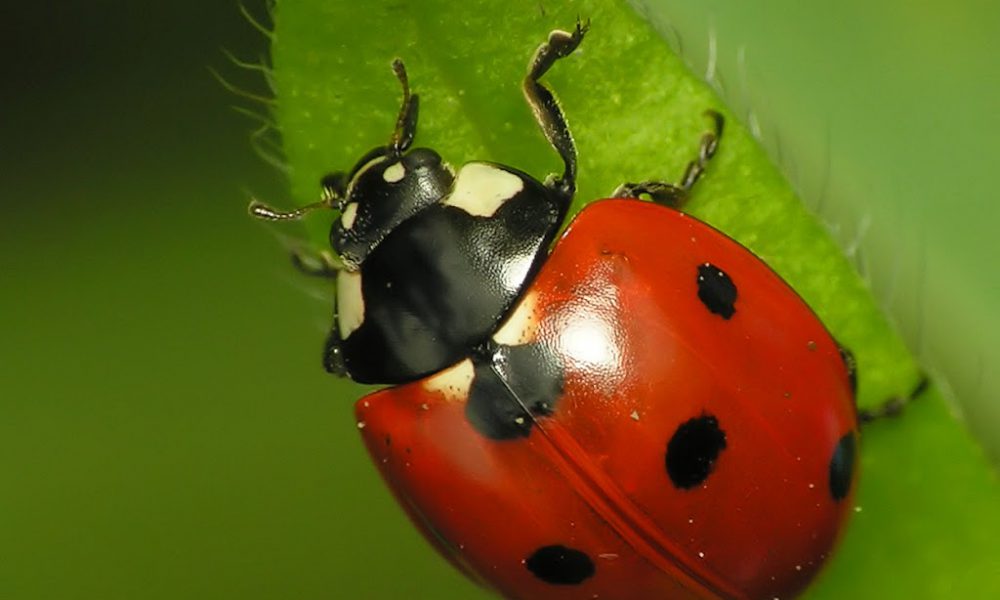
left=327, top=145, right=454, bottom=269
left=248, top=61, right=455, bottom=270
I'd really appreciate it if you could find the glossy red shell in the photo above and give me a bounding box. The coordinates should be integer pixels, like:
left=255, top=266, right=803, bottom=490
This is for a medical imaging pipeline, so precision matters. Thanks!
left=355, top=199, right=858, bottom=600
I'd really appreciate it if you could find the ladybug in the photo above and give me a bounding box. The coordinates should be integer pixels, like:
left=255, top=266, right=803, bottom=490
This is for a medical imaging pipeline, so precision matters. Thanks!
left=252, top=22, right=859, bottom=600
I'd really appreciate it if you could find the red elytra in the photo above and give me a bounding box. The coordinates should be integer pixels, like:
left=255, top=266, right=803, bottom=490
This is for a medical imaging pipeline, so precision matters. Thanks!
left=355, top=199, right=858, bottom=600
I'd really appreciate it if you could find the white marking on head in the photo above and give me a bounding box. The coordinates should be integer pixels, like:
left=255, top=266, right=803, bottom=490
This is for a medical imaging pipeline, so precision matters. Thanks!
left=493, top=291, right=539, bottom=345
left=345, top=156, right=387, bottom=198
left=382, top=161, right=405, bottom=183
left=444, top=162, right=523, bottom=217
left=340, top=202, right=358, bottom=229
left=422, top=359, right=474, bottom=402
left=336, top=270, right=365, bottom=338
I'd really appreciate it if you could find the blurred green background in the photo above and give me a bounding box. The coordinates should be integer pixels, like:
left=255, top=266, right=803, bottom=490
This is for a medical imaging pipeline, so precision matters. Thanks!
left=2, top=1, right=996, bottom=599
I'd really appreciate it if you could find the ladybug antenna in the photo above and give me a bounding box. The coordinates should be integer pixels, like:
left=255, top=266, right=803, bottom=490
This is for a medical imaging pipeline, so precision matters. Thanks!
left=388, top=59, right=419, bottom=156
left=248, top=198, right=330, bottom=221
left=248, top=172, right=347, bottom=222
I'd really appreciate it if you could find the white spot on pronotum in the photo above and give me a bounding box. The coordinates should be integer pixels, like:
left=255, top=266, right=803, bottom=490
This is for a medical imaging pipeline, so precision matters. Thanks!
left=444, top=162, right=523, bottom=217
left=630, top=410, right=640, bottom=421
left=356, top=421, right=366, bottom=429
left=382, top=162, right=405, bottom=183
left=340, top=202, right=358, bottom=229
left=493, top=291, right=539, bottom=345
left=422, top=359, right=474, bottom=402
left=337, top=270, right=365, bottom=338
left=698, top=551, right=705, bottom=558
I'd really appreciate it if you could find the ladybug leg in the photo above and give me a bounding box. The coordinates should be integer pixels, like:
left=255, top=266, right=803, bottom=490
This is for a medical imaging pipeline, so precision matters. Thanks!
left=612, top=181, right=687, bottom=207
left=323, top=323, right=348, bottom=376
left=290, top=249, right=345, bottom=278
left=613, top=110, right=725, bottom=208
left=678, top=110, right=724, bottom=191
left=524, top=19, right=589, bottom=202
left=251, top=171, right=349, bottom=277
left=859, top=374, right=930, bottom=425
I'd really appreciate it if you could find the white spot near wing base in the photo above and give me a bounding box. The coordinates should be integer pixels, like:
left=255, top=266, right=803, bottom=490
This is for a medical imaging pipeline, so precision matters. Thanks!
left=337, top=270, right=365, bottom=338
left=493, top=291, right=539, bottom=345
left=422, top=359, right=474, bottom=402
left=444, top=162, right=523, bottom=217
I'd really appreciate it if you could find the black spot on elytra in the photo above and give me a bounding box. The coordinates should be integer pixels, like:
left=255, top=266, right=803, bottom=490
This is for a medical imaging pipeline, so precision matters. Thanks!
left=465, top=341, right=564, bottom=440
left=837, top=344, right=858, bottom=398
left=525, top=544, right=595, bottom=585
left=666, top=414, right=727, bottom=489
left=829, top=432, right=857, bottom=501
left=697, top=263, right=737, bottom=319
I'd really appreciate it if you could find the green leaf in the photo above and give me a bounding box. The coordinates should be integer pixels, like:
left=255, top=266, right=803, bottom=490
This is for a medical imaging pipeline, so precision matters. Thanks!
left=269, top=0, right=1000, bottom=597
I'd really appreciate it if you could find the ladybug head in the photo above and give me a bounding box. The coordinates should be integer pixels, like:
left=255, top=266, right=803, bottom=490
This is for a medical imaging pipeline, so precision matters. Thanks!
left=325, top=143, right=454, bottom=270
left=248, top=59, right=454, bottom=271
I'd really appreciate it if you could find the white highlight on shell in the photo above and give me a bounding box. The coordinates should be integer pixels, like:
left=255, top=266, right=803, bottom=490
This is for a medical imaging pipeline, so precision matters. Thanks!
left=340, top=202, right=358, bottom=229
left=557, top=317, right=616, bottom=370
left=337, top=270, right=365, bottom=338
left=382, top=161, right=405, bottom=183
left=493, top=291, right=539, bottom=345
left=422, top=359, right=474, bottom=402
left=444, top=162, right=523, bottom=217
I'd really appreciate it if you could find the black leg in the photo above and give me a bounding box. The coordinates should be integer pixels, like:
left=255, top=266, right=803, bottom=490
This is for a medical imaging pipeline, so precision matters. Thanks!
left=523, top=20, right=589, bottom=201
left=679, top=110, right=724, bottom=191
left=388, top=59, right=419, bottom=157
left=612, top=181, right=687, bottom=207
left=859, top=374, right=930, bottom=425
left=614, top=110, right=725, bottom=208
left=323, top=323, right=348, bottom=376
left=290, top=249, right=343, bottom=278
